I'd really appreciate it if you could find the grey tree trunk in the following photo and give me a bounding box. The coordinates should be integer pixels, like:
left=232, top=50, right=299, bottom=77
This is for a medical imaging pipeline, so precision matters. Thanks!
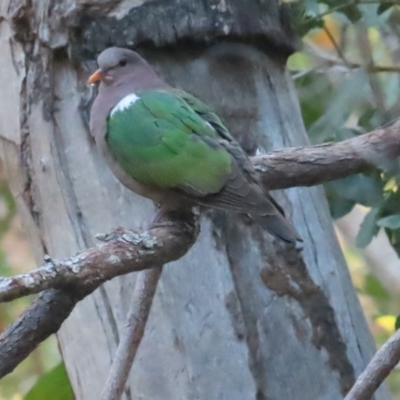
left=0, top=1, right=390, bottom=399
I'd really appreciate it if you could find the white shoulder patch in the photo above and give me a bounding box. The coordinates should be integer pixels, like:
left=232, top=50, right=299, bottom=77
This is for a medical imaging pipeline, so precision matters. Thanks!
left=110, top=94, right=140, bottom=117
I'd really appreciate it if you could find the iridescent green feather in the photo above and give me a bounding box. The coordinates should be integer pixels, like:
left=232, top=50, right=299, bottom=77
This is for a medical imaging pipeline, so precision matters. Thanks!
left=106, top=90, right=232, bottom=195
left=172, top=89, right=234, bottom=141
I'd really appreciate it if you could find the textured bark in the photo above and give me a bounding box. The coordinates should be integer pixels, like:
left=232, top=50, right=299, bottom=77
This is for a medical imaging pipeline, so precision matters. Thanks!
left=254, top=120, right=400, bottom=190
left=0, top=212, right=199, bottom=378
left=0, top=1, right=390, bottom=399
left=0, top=288, right=87, bottom=379
left=0, top=213, right=199, bottom=303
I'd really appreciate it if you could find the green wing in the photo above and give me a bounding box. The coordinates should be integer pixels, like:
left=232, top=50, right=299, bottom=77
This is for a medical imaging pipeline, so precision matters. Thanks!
left=172, top=89, right=234, bottom=142
left=106, top=90, right=232, bottom=195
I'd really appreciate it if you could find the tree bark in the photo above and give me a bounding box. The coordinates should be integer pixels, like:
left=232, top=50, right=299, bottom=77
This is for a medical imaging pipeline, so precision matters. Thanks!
left=0, top=1, right=390, bottom=399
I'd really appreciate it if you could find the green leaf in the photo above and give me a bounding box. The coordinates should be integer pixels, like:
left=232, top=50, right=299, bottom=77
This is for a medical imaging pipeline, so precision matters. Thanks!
left=326, top=194, right=355, bottom=220
left=299, top=16, right=325, bottom=36
left=395, top=315, right=400, bottom=331
left=358, top=109, right=377, bottom=132
left=308, top=70, right=369, bottom=143
left=324, top=174, right=384, bottom=220
left=363, top=274, right=389, bottom=300
left=377, top=214, right=400, bottom=229
left=24, top=363, right=74, bottom=400
left=323, top=1, right=362, bottom=22
left=356, top=207, right=380, bottom=248
left=377, top=190, right=400, bottom=257
left=380, top=189, right=400, bottom=215
left=387, top=228, right=400, bottom=259
left=340, top=5, right=362, bottom=22
left=377, top=2, right=397, bottom=15
left=288, top=2, right=325, bottom=37
left=297, top=73, right=334, bottom=132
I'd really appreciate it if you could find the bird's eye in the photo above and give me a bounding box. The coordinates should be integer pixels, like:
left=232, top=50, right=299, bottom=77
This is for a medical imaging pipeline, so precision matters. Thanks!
left=119, top=59, right=127, bottom=67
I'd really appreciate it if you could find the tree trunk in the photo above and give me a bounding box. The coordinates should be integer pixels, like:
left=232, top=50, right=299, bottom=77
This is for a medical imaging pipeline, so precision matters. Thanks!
left=0, top=1, right=390, bottom=399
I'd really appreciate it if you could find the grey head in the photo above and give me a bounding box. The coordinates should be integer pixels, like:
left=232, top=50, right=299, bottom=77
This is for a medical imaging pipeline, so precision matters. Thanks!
left=89, top=47, right=168, bottom=140
left=89, top=47, right=166, bottom=91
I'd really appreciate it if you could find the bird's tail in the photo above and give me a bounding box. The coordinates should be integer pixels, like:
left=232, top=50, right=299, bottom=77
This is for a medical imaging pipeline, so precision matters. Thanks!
left=254, top=213, right=302, bottom=243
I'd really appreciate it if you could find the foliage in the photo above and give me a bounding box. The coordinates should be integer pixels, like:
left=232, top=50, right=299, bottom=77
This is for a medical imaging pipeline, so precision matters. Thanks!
left=288, top=0, right=400, bottom=256
left=288, top=2, right=400, bottom=396
left=23, top=363, right=73, bottom=400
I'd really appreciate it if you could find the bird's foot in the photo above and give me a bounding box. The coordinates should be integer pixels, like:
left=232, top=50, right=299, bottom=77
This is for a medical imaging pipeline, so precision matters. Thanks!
left=150, top=206, right=168, bottom=226
left=150, top=206, right=171, bottom=227
left=151, top=207, right=197, bottom=229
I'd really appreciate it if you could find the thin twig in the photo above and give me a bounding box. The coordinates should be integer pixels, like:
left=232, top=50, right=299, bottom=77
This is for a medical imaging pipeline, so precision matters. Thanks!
left=357, top=23, right=388, bottom=120
left=101, top=267, right=162, bottom=400
left=367, top=65, right=400, bottom=73
left=344, top=328, right=400, bottom=400
left=323, top=24, right=348, bottom=66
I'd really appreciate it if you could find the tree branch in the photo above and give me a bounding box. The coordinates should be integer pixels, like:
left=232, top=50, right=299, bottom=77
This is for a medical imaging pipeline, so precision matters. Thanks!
left=0, top=288, right=90, bottom=378
left=0, top=212, right=199, bottom=303
left=101, top=268, right=162, bottom=400
left=344, top=327, right=400, bottom=400
left=0, top=210, right=199, bottom=378
left=254, top=118, right=400, bottom=190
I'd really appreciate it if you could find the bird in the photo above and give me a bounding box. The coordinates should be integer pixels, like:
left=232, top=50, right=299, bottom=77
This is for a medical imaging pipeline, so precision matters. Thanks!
left=88, top=47, right=301, bottom=243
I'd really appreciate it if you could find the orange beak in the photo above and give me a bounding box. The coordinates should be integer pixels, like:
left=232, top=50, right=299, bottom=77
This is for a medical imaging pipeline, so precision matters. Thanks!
left=88, top=69, right=104, bottom=84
